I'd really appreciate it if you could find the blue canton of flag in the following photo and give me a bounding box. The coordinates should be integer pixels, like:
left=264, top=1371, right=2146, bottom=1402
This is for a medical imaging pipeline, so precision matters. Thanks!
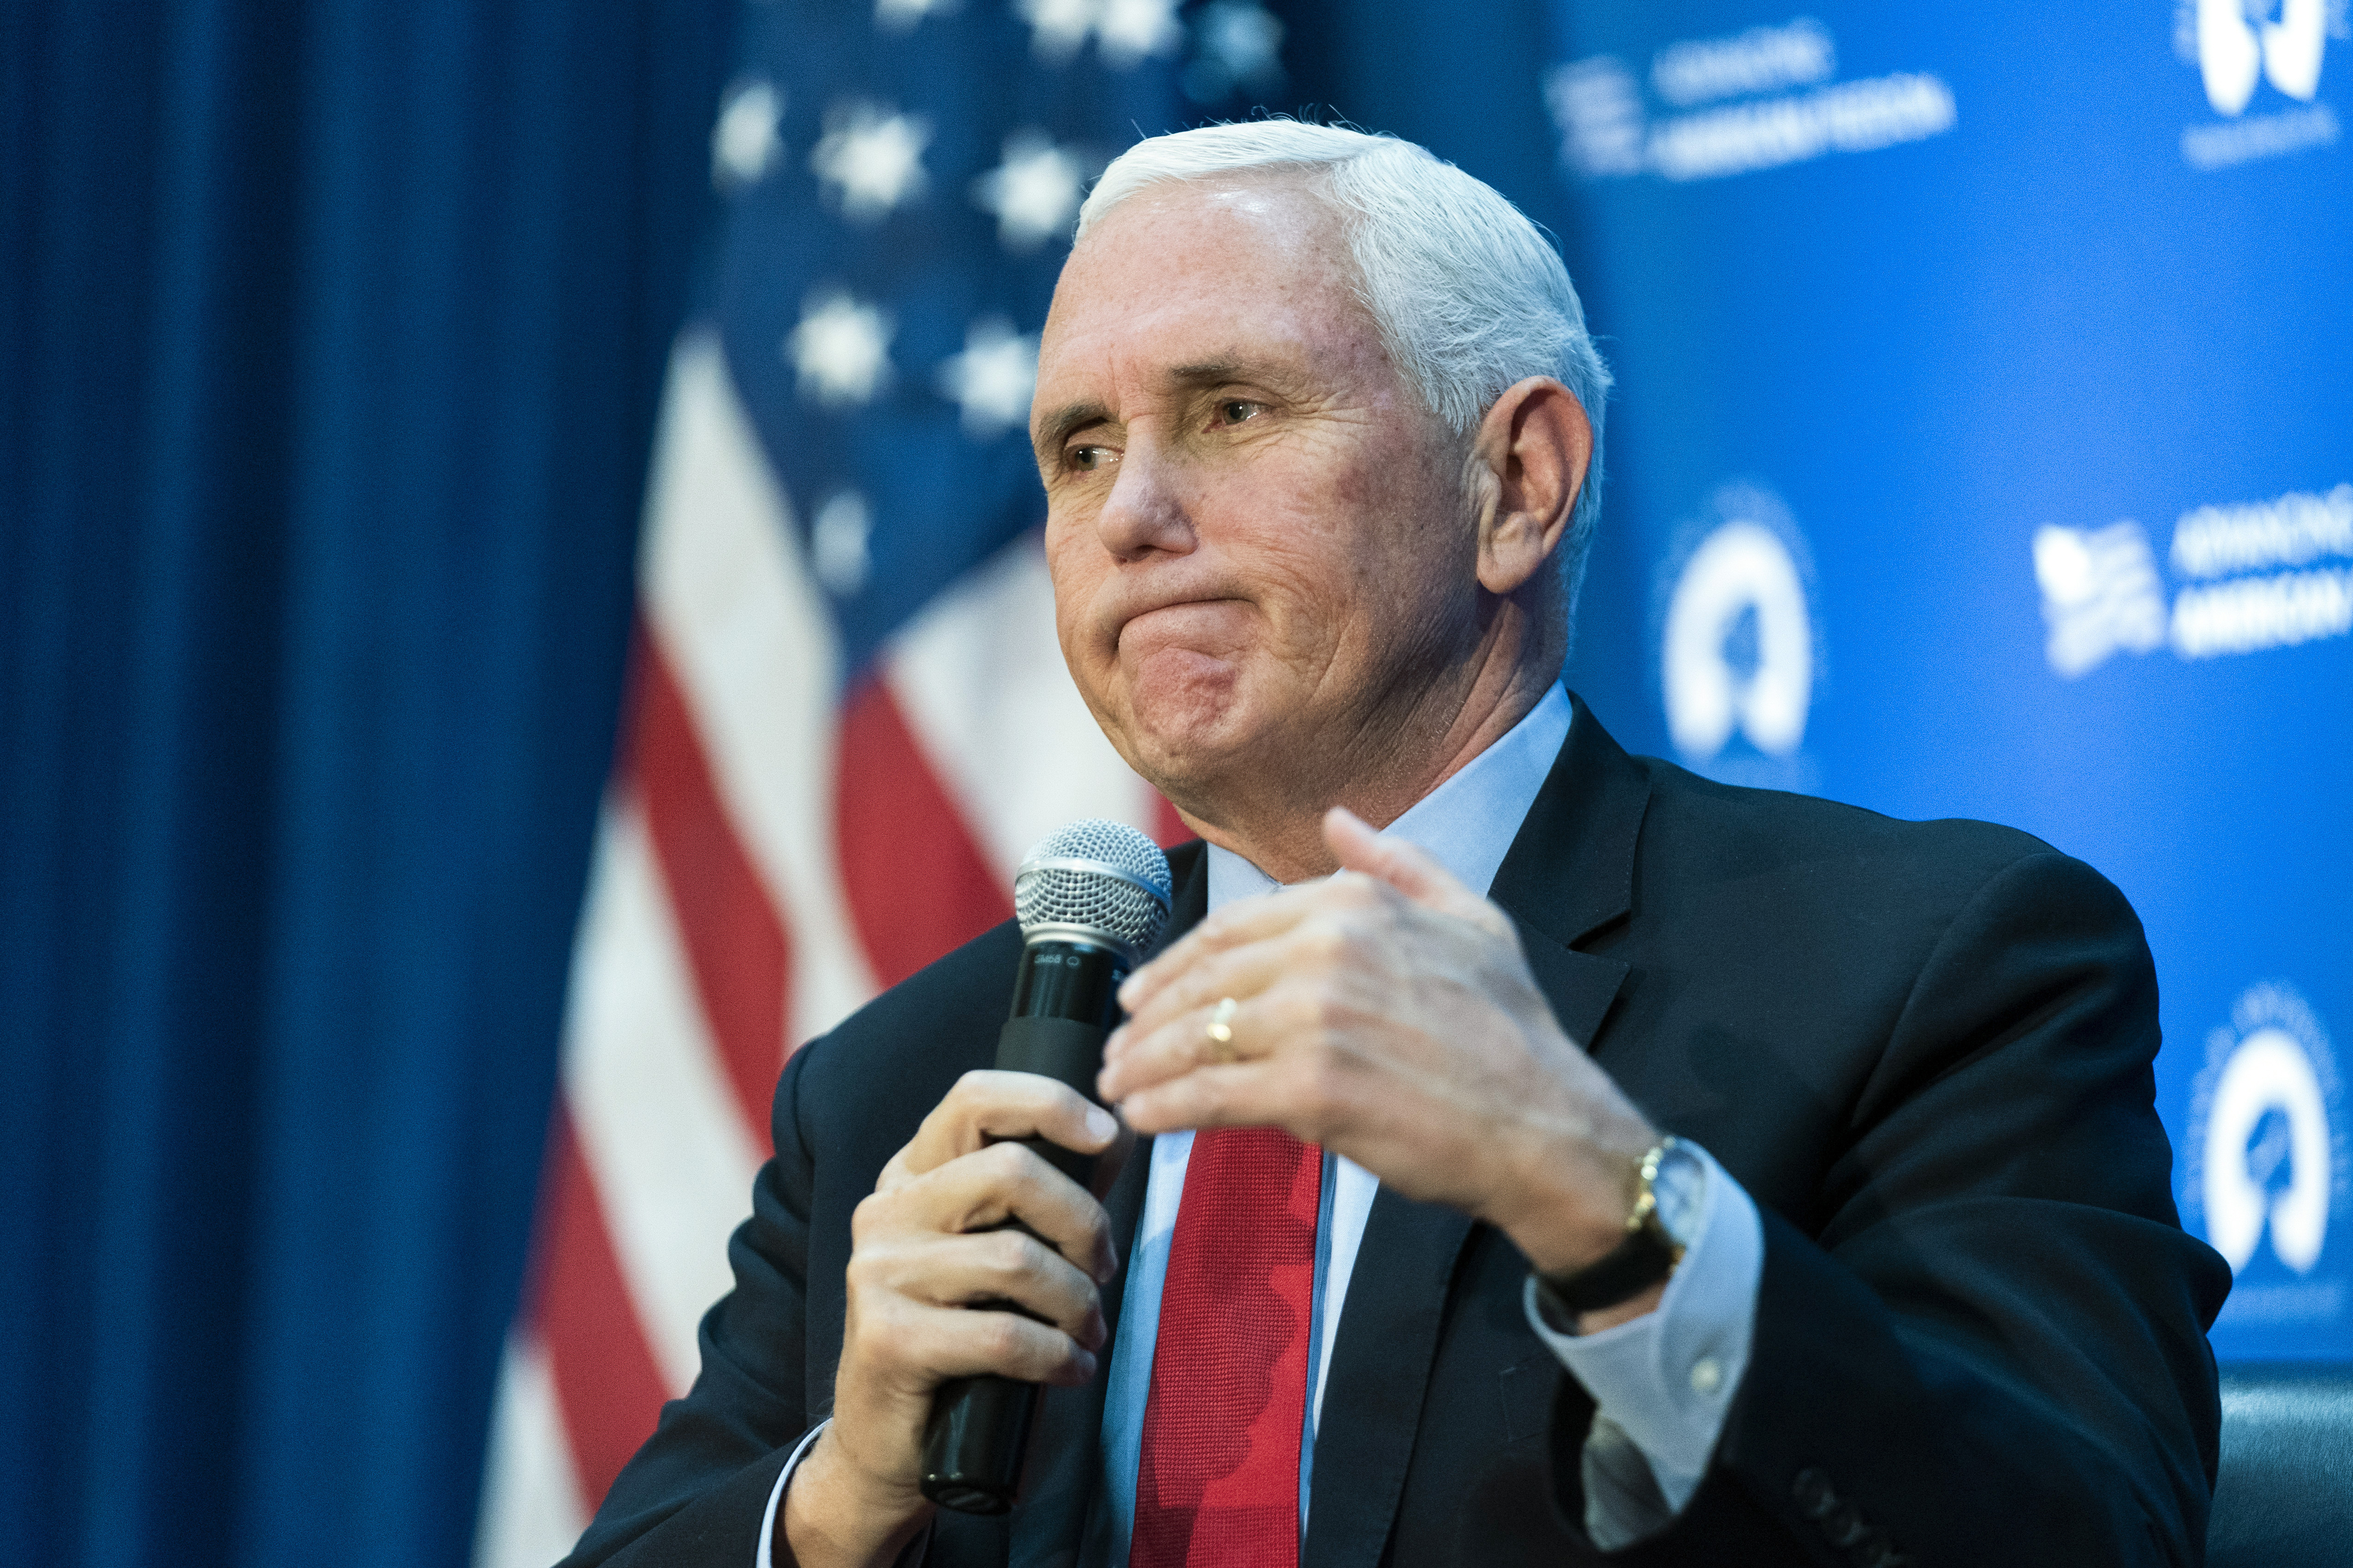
left=716, top=0, right=1198, bottom=678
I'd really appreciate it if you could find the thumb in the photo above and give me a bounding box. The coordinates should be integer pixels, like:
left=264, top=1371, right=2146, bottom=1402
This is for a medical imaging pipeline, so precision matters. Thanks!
left=1323, top=806, right=1489, bottom=920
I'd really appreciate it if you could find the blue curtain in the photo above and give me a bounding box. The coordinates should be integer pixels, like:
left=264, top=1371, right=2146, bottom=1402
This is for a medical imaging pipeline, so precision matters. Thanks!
left=0, top=3, right=732, bottom=1563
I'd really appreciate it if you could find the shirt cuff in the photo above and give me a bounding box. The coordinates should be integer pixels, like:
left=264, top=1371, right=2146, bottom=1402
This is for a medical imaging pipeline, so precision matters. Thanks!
left=755, top=1420, right=833, bottom=1568
left=1521, top=1142, right=1763, bottom=1541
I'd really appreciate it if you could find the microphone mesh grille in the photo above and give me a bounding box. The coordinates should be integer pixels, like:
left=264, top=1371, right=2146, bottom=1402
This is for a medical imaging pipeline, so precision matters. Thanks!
left=1013, top=820, right=1173, bottom=954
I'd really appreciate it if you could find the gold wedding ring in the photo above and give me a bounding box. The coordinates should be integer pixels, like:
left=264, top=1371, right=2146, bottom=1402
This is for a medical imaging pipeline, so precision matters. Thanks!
left=1203, top=996, right=1240, bottom=1062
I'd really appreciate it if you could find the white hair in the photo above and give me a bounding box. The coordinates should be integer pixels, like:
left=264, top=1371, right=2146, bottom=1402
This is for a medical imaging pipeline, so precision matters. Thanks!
left=1076, top=120, right=1613, bottom=619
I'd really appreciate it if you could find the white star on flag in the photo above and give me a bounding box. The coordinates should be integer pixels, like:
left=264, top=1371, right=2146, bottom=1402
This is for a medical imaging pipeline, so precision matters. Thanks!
left=1017, top=0, right=1182, bottom=67
left=874, top=0, right=957, bottom=31
left=1195, top=2, right=1283, bottom=83
left=936, top=318, right=1040, bottom=436
left=711, top=79, right=783, bottom=190
left=972, top=132, right=1086, bottom=249
left=787, top=290, right=894, bottom=406
left=1017, top=0, right=1099, bottom=63
left=1097, top=0, right=1183, bottom=68
left=809, top=101, right=932, bottom=222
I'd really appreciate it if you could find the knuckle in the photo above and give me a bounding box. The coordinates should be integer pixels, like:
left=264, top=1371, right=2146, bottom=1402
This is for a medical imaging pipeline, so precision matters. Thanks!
left=1272, top=981, right=1320, bottom=1035
left=981, top=1312, right=1031, bottom=1366
left=1183, top=1072, right=1229, bottom=1123
left=1301, top=919, right=1351, bottom=966
left=987, top=1229, right=1037, bottom=1278
left=1300, top=1045, right=1347, bottom=1112
left=843, top=1252, right=879, bottom=1296
left=981, top=1139, right=1036, bottom=1183
left=1304, top=984, right=1351, bottom=1033
left=858, top=1298, right=912, bottom=1358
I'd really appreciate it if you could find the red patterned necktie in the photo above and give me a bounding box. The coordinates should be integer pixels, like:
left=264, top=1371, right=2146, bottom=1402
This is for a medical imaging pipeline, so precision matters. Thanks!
left=1130, top=1128, right=1324, bottom=1568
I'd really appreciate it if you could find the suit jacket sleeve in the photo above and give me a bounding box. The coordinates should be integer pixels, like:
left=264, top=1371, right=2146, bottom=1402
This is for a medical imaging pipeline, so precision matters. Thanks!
left=1570, top=849, right=2228, bottom=1567
left=558, top=1041, right=826, bottom=1568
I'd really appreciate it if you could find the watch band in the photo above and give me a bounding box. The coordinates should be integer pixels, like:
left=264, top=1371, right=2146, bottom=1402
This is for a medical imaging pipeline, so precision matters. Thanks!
left=1531, top=1137, right=1688, bottom=1325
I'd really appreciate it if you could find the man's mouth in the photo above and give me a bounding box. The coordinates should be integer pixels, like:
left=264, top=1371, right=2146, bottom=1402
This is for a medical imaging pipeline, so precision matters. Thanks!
left=1115, top=598, right=1244, bottom=649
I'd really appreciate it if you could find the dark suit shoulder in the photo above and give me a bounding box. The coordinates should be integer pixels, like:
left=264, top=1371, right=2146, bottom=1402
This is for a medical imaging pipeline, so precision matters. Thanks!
left=778, top=918, right=1024, bottom=1197
left=796, top=920, right=1020, bottom=1101
left=1577, top=750, right=2157, bottom=1218
left=1609, top=751, right=2147, bottom=997
left=1627, top=749, right=2061, bottom=893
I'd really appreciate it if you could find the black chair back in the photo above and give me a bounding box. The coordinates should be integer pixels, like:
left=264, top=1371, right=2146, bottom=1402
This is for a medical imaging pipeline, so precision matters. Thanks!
left=2208, top=1369, right=2353, bottom=1568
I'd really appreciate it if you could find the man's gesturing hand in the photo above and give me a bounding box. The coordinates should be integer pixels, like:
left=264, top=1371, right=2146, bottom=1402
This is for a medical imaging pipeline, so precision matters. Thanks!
left=785, top=1071, right=1125, bottom=1568
left=1098, top=807, right=1659, bottom=1287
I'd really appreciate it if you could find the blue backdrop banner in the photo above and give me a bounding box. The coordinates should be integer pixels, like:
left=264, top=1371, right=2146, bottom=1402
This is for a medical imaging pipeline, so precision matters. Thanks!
left=1543, top=2, right=2352, bottom=1362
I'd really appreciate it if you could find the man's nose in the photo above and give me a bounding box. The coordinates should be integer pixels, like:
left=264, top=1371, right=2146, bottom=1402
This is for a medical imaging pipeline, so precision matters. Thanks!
left=1094, top=432, right=1195, bottom=562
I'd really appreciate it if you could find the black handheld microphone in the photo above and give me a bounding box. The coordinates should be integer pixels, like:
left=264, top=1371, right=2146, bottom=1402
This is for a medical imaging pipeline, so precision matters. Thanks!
left=918, top=819, right=1174, bottom=1516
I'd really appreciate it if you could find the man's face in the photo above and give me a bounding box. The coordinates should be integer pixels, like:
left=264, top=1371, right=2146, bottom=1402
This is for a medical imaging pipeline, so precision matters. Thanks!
left=1032, top=178, right=1479, bottom=815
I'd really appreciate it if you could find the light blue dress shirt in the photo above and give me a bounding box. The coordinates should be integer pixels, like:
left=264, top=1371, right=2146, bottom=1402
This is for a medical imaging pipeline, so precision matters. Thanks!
left=758, top=684, right=1766, bottom=1563
left=1093, top=684, right=1765, bottom=1559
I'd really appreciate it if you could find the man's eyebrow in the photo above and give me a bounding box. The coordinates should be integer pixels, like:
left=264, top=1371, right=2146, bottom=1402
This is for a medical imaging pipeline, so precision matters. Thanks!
left=1167, top=359, right=1247, bottom=385
left=1168, top=356, right=1313, bottom=398
left=1033, top=358, right=1308, bottom=461
left=1033, top=400, right=1111, bottom=462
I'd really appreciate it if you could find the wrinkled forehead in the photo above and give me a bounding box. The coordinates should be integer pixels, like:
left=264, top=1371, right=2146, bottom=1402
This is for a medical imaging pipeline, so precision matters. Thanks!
left=1044, top=174, right=1361, bottom=339
left=1084, top=169, right=1345, bottom=256
left=1033, top=175, right=1410, bottom=432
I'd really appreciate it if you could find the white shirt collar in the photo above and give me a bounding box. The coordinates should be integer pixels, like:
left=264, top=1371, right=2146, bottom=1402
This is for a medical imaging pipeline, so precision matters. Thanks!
left=1205, top=683, right=1575, bottom=909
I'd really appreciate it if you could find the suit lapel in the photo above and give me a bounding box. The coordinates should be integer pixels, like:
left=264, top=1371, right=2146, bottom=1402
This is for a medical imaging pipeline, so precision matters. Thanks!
left=1513, top=925, right=1629, bottom=1060
left=1490, top=693, right=1646, bottom=1057
left=1301, top=697, right=1649, bottom=1568
left=1300, top=1188, right=1473, bottom=1568
left=1489, top=693, right=1650, bottom=959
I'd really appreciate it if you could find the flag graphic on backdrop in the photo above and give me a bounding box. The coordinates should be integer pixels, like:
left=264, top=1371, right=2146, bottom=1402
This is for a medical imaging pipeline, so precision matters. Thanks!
left=468, top=3, right=1281, bottom=1558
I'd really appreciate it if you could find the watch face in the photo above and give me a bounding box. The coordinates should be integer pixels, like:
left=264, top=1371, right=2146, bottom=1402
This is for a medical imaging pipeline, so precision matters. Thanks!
left=1650, top=1143, right=1708, bottom=1249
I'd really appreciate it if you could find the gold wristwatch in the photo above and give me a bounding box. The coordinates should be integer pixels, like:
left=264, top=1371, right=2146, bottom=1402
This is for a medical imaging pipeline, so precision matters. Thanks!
left=1531, top=1136, right=1703, bottom=1328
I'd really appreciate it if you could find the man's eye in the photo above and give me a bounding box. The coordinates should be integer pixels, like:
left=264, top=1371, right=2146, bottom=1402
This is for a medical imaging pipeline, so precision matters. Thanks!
left=1217, top=400, right=1264, bottom=425
left=1068, top=444, right=1118, bottom=472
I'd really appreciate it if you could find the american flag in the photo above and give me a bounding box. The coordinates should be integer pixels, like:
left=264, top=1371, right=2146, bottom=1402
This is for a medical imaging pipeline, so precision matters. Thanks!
left=471, top=3, right=1283, bottom=1560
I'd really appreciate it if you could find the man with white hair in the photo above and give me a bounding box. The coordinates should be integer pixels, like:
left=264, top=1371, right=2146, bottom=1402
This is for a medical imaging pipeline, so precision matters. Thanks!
left=566, top=124, right=2224, bottom=1568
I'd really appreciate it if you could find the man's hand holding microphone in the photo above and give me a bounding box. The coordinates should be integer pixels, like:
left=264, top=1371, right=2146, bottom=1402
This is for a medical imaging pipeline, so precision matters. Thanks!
left=787, top=810, right=1658, bottom=1568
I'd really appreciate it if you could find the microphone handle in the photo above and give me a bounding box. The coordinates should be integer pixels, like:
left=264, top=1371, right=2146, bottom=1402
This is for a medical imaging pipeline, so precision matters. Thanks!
left=919, top=939, right=1127, bottom=1516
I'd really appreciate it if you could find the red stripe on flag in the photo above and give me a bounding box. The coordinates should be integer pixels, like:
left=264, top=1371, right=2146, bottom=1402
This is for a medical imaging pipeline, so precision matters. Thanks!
left=1149, top=792, right=1191, bottom=850
left=627, top=621, right=789, bottom=1150
left=535, top=1111, right=671, bottom=1510
left=835, top=670, right=1013, bottom=989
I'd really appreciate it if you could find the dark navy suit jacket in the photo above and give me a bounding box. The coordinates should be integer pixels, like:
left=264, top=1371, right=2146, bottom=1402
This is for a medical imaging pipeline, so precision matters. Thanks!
left=565, top=697, right=2228, bottom=1567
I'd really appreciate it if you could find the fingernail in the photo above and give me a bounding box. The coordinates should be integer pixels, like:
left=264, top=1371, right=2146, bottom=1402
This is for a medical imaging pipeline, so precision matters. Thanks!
left=1084, top=1104, right=1117, bottom=1142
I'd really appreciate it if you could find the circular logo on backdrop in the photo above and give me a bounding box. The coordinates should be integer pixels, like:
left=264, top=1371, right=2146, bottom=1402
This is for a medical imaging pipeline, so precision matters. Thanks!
left=1654, top=483, right=1822, bottom=789
left=2182, top=981, right=2350, bottom=1325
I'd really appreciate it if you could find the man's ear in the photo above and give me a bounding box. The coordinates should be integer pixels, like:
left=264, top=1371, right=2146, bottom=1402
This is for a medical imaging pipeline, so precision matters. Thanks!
left=1471, top=377, right=1592, bottom=597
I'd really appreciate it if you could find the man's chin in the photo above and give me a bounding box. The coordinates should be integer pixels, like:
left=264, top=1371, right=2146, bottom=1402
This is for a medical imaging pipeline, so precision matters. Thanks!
left=1110, top=685, right=1260, bottom=806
